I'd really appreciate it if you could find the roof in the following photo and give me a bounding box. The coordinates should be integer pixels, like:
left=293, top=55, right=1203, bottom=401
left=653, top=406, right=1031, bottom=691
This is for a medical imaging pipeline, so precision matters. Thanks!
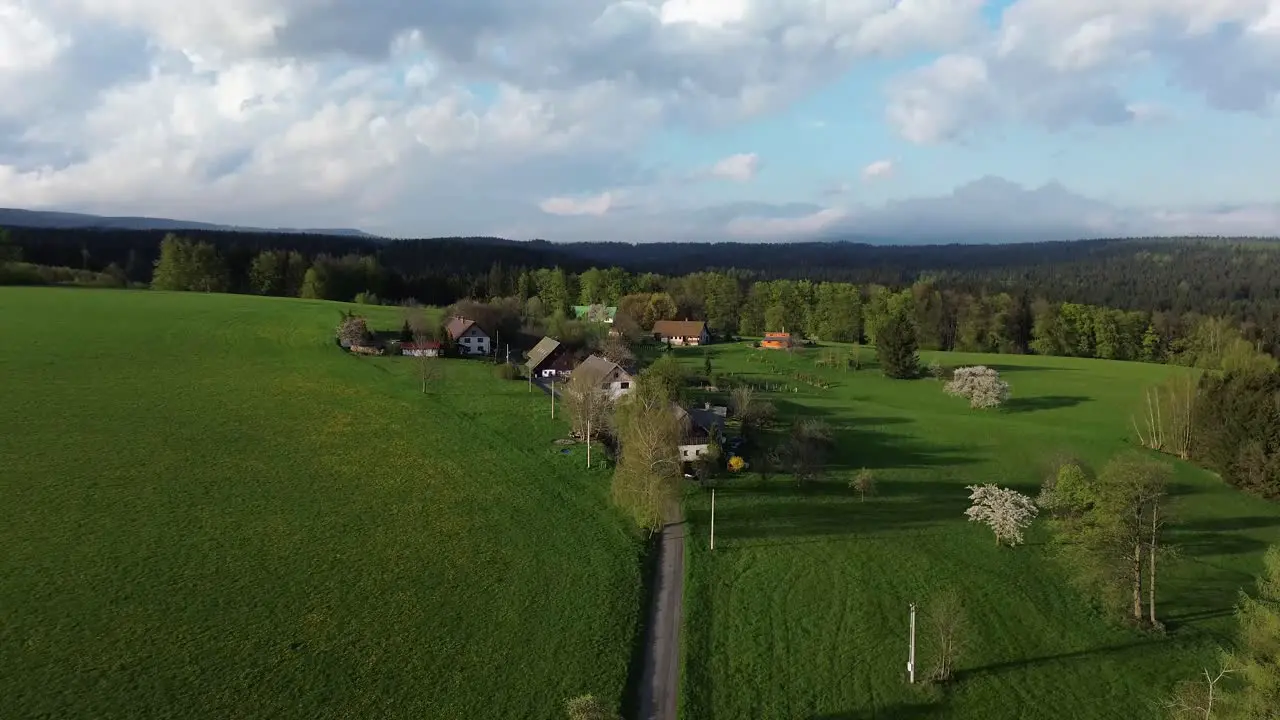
left=446, top=316, right=482, bottom=339
left=765, top=332, right=792, bottom=338
left=573, top=305, right=618, bottom=322
left=652, top=320, right=707, bottom=337
left=525, top=336, right=563, bottom=369
left=402, top=341, right=441, bottom=350
left=573, top=354, right=629, bottom=386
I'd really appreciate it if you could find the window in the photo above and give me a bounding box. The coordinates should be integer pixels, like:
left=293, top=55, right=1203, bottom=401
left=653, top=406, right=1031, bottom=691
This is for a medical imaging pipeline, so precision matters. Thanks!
left=619, top=382, right=630, bottom=389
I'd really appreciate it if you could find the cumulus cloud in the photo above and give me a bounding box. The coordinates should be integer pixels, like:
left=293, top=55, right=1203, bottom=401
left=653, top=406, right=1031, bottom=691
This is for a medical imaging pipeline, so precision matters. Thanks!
left=709, top=153, right=760, bottom=182
left=886, top=0, right=1280, bottom=143
left=539, top=192, right=614, bottom=217
left=862, top=159, right=894, bottom=180
left=0, top=0, right=1278, bottom=241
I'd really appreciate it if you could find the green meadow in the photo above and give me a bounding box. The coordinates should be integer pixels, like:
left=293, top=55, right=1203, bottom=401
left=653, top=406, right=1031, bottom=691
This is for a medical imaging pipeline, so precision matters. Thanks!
left=0, top=288, right=642, bottom=719
left=677, top=344, right=1280, bottom=719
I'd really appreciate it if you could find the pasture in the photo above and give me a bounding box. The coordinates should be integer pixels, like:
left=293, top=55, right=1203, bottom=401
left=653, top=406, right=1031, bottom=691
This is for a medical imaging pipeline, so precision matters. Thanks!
left=677, top=343, right=1280, bottom=719
left=0, top=288, right=642, bottom=719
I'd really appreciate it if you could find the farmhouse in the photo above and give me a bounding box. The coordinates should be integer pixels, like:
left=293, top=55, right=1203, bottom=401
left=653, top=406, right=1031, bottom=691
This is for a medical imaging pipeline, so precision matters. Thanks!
left=446, top=316, right=492, bottom=356
left=653, top=319, right=710, bottom=346
left=526, top=337, right=575, bottom=378
left=573, top=305, right=618, bottom=324
left=402, top=341, right=441, bottom=357
left=571, top=354, right=635, bottom=400
left=761, top=332, right=793, bottom=350
left=674, top=403, right=727, bottom=462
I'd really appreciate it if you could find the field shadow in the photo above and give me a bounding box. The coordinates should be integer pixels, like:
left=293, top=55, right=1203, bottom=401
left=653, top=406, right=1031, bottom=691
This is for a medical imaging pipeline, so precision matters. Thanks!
left=1002, top=395, right=1091, bottom=413
left=809, top=702, right=944, bottom=720
left=714, top=479, right=966, bottom=544
left=985, top=363, right=1072, bottom=374
left=957, top=639, right=1163, bottom=681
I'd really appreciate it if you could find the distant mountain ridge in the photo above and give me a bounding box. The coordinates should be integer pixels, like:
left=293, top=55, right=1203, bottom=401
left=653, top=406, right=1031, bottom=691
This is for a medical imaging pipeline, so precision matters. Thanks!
left=0, top=208, right=378, bottom=239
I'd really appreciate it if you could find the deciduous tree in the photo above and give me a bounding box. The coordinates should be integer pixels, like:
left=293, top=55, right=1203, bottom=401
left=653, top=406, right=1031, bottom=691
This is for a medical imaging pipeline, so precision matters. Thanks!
left=944, top=366, right=1011, bottom=409
left=964, top=484, right=1038, bottom=546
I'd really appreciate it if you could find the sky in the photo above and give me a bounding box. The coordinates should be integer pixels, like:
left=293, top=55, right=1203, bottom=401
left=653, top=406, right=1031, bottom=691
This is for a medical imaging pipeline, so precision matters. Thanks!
left=2, top=0, right=1280, bottom=243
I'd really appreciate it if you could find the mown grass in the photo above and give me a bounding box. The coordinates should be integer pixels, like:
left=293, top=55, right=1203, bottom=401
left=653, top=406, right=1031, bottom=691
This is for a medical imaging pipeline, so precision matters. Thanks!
left=678, top=343, right=1280, bottom=719
left=0, top=288, right=641, bottom=719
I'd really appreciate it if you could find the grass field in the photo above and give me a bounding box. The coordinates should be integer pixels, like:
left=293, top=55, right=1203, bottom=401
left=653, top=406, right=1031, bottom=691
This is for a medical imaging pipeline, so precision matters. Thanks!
left=0, top=288, right=643, bottom=719
left=677, top=344, right=1280, bottom=719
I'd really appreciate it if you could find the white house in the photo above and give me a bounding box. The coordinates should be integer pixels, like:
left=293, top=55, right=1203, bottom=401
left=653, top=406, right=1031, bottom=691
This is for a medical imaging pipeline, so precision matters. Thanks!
left=572, top=354, right=635, bottom=400
left=652, top=320, right=710, bottom=346
left=446, top=316, right=492, bottom=356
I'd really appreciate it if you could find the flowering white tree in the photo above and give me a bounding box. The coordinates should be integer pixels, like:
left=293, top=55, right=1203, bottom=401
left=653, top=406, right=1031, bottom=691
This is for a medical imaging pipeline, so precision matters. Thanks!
left=965, top=484, right=1039, bottom=546
left=944, top=366, right=1011, bottom=409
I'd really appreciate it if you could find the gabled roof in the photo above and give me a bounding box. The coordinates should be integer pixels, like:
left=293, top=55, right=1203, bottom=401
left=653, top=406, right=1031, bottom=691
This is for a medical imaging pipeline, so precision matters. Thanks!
left=402, top=341, right=441, bottom=350
left=526, top=336, right=563, bottom=369
left=652, top=320, right=707, bottom=337
left=446, top=316, right=486, bottom=339
left=574, top=354, right=630, bottom=386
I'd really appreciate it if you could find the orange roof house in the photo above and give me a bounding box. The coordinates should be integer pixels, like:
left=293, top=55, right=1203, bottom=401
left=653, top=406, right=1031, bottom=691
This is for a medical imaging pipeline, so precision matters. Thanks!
left=761, top=332, right=793, bottom=350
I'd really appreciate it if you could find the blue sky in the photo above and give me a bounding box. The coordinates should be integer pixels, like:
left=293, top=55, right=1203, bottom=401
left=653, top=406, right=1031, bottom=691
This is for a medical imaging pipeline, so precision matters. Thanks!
left=2, top=0, right=1279, bottom=241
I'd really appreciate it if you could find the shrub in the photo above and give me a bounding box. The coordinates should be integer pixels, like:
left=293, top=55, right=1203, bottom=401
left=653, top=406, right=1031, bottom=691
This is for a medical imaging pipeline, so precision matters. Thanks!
left=927, top=360, right=946, bottom=380
left=494, top=364, right=519, bottom=381
left=944, top=366, right=1010, bottom=408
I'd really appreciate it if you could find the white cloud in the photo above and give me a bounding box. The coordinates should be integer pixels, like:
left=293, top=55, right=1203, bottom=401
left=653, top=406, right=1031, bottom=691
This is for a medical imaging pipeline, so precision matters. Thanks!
left=862, top=159, right=894, bottom=180
left=886, top=0, right=1280, bottom=143
left=539, top=192, right=614, bottom=217
left=0, top=0, right=1277, bottom=240
left=709, top=153, right=760, bottom=182
left=0, top=2, right=68, bottom=72
left=726, top=207, right=847, bottom=238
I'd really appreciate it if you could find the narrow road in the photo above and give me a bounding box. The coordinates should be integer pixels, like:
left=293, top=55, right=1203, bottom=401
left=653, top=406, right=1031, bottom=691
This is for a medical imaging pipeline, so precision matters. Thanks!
left=638, top=519, right=686, bottom=720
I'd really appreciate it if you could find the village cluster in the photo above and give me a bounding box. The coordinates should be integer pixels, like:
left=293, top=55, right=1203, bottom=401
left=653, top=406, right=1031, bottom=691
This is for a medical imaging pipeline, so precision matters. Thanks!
left=337, top=305, right=802, bottom=471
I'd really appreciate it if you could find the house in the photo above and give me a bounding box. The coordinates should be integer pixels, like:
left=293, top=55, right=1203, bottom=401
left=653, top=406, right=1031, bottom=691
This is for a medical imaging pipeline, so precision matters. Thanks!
left=571, top=354, right=636, bottom=400
left=652, top=320, right=710, bottom=346
left=674, top=403, right=728, bottom=462
left=525, top=337, right=575, bottom=378
left=446, top=316, right=492, bottom=356
left=573, top=305, right=618, bottom=324
left=402, top=341, right=441, bottom=358
left=761, top=332, right=793, bottom=350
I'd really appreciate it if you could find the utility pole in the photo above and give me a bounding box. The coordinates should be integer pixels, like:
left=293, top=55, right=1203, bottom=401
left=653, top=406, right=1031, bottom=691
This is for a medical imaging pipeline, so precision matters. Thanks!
left=907, top=603, right=917, bottom=684
left=710, top=488, right=716, bottom=551
left=551, top=380, right=556, bottom=419
left=586, top=415, right=591, bottom=468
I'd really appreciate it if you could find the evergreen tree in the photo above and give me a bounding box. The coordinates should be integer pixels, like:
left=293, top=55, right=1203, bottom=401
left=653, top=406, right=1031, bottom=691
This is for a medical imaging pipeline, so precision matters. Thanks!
left=1220, top=545, right=1280, bottom=716
left=0, top=228, right=19, bottom=263
left=875, top=306, right=920, bottom=379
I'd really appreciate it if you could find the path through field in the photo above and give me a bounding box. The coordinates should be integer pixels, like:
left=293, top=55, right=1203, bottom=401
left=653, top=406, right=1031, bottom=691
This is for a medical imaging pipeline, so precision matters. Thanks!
left=638, top=519, right=685, bottom=720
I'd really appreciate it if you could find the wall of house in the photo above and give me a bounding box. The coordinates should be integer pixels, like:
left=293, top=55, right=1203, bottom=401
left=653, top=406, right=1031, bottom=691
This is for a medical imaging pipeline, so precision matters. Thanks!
left=680, top=443, right=710, bottom=461
left=458, top=329, right=491, bottom=355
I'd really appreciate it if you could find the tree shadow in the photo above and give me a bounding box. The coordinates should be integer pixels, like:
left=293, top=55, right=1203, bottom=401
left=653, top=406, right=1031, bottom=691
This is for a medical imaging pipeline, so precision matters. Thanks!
left=1002, top=395, right=1091, bottom=413
left=711, top=480, right=967, bottom=544
left=809, top=702, right=945, bottom=720
left=956, top=639, right=1163, bottom=681
left=985, top=363, right=1071, bottom=374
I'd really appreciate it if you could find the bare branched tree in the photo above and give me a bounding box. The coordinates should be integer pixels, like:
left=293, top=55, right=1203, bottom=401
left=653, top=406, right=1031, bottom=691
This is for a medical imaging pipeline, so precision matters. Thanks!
left=926, top=589, right=966, bottom=683
left=1163, top=665, right=1234, bottom=720
left=851, top=467, right=876, bottom=501
left=564, top=371, right=613, bottom=444
left=409, top=308, right=439, bottom=394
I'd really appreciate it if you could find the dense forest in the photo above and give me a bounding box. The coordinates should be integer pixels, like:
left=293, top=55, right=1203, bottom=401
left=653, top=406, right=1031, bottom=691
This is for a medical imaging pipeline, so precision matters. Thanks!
left=6, top=225, right=1280, bottom=344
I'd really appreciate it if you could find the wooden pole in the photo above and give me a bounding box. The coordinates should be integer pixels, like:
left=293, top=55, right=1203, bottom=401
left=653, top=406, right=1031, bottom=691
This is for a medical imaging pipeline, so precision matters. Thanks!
left=587, top=416, right=591, bottom=468
left=710, top=488, right=716, bottom=551
left=551, top=380, right=556, bottom=419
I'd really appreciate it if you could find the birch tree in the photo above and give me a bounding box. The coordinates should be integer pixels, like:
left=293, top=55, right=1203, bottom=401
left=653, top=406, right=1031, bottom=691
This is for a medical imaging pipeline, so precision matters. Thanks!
left=965, top=484, right=1038, bottom=546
